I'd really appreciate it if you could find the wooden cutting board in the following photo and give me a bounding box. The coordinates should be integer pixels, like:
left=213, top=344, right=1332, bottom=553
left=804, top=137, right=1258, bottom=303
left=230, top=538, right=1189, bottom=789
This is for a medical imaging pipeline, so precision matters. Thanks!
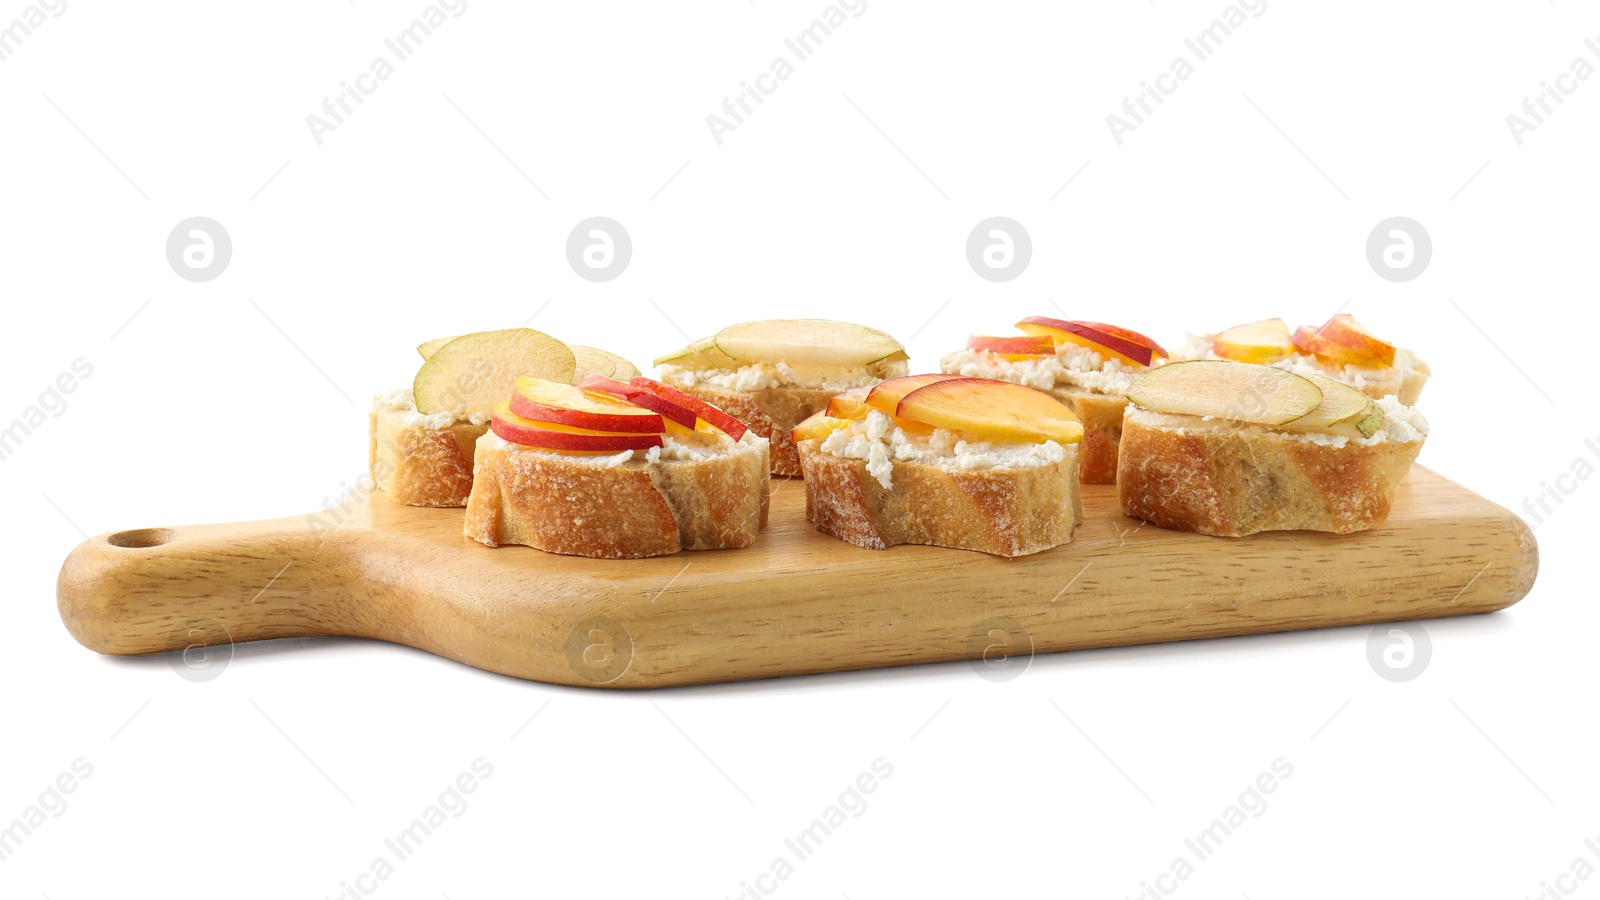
left=56, top=466, right=1537, bottom=688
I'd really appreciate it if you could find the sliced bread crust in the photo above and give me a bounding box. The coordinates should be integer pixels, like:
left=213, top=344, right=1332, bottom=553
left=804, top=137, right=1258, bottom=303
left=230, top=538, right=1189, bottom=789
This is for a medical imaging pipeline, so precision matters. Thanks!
left=1042, top=386, right=1126, bottom=485
left=795, top=440, right=1082, bottom=557
left=464, top=434, right=770, bottom=558
left=1116, top=409, right=1423, bottom=536
left=369, top=405, right=487, bottom=508
left=668, top=382, right=836, bottom=478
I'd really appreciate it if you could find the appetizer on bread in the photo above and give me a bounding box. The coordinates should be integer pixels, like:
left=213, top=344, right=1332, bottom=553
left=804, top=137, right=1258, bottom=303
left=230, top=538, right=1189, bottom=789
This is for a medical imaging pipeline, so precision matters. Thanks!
left=792, top=375, right=1083, bottom=558
left=464, top=376, right=770, bottom=558
left=654, top=319, right=909, bottom=477
left=1116, top=360, right=1428, bottom=537
left=940, top=316, right=1167, bottom=484
left=371, top=329, right=642, bottom=508
left=1178, top=314, right=1430, bottom=405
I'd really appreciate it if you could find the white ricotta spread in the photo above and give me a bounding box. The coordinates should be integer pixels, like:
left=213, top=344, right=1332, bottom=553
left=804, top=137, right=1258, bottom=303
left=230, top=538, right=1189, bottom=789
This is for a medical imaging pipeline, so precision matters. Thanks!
left=482, top=426, right=768, bottom=467
left=816, top=410, right=1068, bottom=489
left=373, top=388, right=493, bottom=429
left=659, top=359, right=909, bottom=392
left=1176, top=333, right=1429, bottom=400
left=940, top=344, right=1144, bottom=396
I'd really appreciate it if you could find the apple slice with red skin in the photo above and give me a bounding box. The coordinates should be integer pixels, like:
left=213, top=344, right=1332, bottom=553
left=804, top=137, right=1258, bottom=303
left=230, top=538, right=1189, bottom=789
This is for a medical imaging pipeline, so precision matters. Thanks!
left=578, top=375, right=699, bottom=430
left=1015, top=316, right=1167, bottom=367
left=865, top=374, right=970, bottom=416
left=1296, top=314, right=1396, bottom=368
left=896, top=378, right=1084, bottom=444
left=965, top=334, right=1055, bottom=356
left=509, top=377, right=663, bottom=434
left=629, top=377, right=749, bottom=440
left=491, top=402, right=665, bottom=452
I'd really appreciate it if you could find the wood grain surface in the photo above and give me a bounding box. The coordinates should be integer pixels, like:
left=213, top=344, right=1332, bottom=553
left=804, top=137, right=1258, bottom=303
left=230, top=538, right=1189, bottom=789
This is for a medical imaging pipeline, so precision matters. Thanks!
left=56, top=466, right=1538, bottom=688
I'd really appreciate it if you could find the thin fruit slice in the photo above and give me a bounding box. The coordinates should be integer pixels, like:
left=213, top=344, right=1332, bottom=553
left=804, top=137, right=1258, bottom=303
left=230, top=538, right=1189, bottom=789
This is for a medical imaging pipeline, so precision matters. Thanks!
left=417, top=335, right=456, bottom=360
left=1016, top=317, right=1166, bottom=367
left=825, top=388, right=873, bottom=420
left=1125, top=360, right=1323, bottom=427
left=570, top=345, right=641, bottom=382
left=491, top=403, right=663, bottom=452
left=630, top=377, right=749, bottom=440
left=713, top=319, right=905, bottom=367
left=1213, top=318, right=1294, bottom=364
left=1298, top=313, right=1396, bottom=368
left=652, top=336, right=738, bottom=369
left=1280, top=373, right=1382, bottom=438
left=966, top=334, right=1055, bottom=356
left=792, top=410, right=854, bottom=443
left=578, top=375, right=698, bottom=429
left=509, top=377, right=663, bottom=434
left=414, top=329, right=576, bottom=417
left=897, top=379, right=1083, bottom=444
left=865, top=374, right=968, bottom=415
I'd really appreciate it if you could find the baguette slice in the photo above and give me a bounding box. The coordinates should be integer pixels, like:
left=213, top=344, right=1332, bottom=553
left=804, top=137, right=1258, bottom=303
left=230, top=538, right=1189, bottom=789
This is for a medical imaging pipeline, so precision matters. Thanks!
left=369, top=390, right=488, bottom=508
left=1040, top=386, right=1126, bottom=485
left=464, top=433, right=770, bottom=558
left=665, top=382, right=837, bottom=478
left=1116, top=406, right=1425, bottom=536
left=795, top=438, right=1082, bottom=558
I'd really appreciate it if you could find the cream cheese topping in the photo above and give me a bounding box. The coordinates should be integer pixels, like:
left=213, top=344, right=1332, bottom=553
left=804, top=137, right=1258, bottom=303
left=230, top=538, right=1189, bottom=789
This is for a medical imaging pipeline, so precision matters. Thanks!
left=940, top=344, right=1144, bottom=396
left=659, top=359, right=909, bottom=393
left=815, top=410, right=1068, bottom=489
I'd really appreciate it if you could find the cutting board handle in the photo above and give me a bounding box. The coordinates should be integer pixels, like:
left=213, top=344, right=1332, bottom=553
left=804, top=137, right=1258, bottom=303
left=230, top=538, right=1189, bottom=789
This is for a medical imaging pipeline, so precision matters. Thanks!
left=57, top=515, right=374, bottom=656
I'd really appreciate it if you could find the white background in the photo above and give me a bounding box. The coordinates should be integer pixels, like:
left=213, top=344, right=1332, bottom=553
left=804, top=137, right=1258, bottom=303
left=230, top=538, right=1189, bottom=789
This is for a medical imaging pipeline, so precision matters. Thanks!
left=3, top=1, right=1596, bottom=897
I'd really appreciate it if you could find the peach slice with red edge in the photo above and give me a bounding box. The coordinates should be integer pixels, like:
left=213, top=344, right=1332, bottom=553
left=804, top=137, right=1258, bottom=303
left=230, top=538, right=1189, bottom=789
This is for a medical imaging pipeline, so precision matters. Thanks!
left=1294, top=313, right=1395, bottom=368
left=1213, top=318, right=1294, bottom=364
left=825, top=388, right=873, bottom=420
left=491, top=402, right=664, bottom=452
left=895, top=378, right=1083, bottom=444
left=965, top=334, right=1055, bottom=357
left=865, top=374, right=970, bottom=416
left=629, top=377, right=749, bottom=440
left=578, top=375, right=698, bottom=430
left=1016, top=316, right=1167, bottom=367
left=509, top=377, right=663, bottom=434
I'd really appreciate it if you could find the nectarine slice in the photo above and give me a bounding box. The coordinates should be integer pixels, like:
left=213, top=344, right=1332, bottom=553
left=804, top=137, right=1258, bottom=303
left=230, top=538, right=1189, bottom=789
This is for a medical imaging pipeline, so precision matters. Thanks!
left=1016, top=317, right=1166, bottom=367
left=966, top=334, right=1055, bottom=356
left=1305, top=314, right=1396, bottom=368
left=630, top=377, right=749, bottom=440
left=491, top=403, right=664, bottom=452
left=896, top=378, right=1083, bottom=444
left=579, top=375, right=698, bottom=429
left=865, top=374, right=969, bottom=416
left=510, top=377, right=663, bottom=434
left=1213, top=318, right=1294, bottom=364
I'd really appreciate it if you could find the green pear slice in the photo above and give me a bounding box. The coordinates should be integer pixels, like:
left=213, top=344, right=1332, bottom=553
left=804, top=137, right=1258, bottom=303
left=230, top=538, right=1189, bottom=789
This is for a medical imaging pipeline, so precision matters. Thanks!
left=1126, top=360, right=1322, bottom=426
left=1279, top=373, right=1382, bottom=438
left=712, top=319, right=905, bottom=367
left=413, top=328, right=575, bottom=416
left=652, top=336, right=738, bottom=369
left=417, top=335, right=457, bottom=360
left=569, top=345, right=641, bottom=383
